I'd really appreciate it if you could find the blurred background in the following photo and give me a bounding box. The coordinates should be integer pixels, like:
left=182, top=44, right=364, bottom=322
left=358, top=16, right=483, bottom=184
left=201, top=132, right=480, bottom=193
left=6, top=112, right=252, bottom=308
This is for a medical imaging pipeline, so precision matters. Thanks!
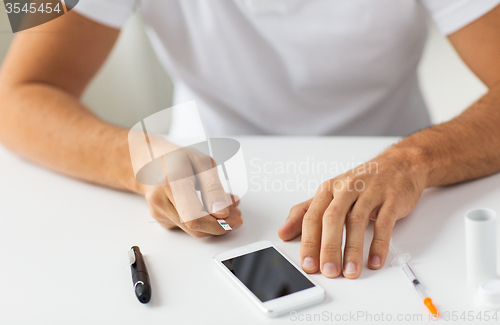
left=0, top=6, right=488, bottom=132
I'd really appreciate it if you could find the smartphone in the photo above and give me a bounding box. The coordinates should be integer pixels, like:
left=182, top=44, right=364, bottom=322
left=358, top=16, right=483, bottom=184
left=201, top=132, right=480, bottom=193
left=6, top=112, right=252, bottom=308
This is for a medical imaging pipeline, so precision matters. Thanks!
left=213, top=240, right=326, bottom=317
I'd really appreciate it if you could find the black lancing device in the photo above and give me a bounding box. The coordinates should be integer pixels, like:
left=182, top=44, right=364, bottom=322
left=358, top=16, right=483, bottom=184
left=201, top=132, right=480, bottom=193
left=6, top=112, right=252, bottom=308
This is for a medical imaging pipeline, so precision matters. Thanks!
left=129, top=246, right=151, bottom=303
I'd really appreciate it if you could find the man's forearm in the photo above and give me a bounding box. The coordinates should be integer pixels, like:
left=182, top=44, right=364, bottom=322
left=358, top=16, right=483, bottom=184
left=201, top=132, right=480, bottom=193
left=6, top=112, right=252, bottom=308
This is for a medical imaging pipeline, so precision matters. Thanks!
left=392, top=83, right=500, bottom=188
left=0, top=82, right=144, bottom=194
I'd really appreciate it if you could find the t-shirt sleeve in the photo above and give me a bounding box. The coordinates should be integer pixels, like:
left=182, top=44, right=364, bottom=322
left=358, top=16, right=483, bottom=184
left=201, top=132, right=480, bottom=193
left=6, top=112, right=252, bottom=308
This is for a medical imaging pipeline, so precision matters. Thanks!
left=72, top=0, right=136, bottom=29
left=421, top=0, right=500, bottom=35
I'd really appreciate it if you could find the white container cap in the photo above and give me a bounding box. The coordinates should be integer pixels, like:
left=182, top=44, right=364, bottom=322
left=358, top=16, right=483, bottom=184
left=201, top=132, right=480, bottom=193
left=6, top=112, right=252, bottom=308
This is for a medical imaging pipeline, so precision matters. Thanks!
left=465, top=208, right=497, bottom=288
left=475, top=279, right=500, bottom=309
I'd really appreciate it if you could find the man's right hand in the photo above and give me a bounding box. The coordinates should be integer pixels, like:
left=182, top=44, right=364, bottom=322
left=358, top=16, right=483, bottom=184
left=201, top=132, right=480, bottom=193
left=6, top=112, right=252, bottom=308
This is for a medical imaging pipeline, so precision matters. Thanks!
left=139, top=144, right=243, bottom=237
left=144, top=184, right=242, bottom=237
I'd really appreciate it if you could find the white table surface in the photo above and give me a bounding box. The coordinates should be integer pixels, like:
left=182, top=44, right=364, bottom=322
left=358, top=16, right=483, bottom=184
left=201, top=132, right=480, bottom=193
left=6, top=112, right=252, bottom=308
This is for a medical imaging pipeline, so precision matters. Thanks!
left=1, top=137, right=500, bottom=325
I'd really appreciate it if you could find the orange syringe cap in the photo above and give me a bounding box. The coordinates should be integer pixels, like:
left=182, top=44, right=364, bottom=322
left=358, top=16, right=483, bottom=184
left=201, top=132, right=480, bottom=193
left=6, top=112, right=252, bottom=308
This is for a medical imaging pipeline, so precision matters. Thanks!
left=424, top=297, right=438, bottom=317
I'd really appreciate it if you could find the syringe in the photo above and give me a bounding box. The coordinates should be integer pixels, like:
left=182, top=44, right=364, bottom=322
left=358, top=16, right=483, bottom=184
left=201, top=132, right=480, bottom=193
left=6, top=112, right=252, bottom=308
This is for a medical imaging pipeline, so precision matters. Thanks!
left=389, top=238, right=438, bottom=316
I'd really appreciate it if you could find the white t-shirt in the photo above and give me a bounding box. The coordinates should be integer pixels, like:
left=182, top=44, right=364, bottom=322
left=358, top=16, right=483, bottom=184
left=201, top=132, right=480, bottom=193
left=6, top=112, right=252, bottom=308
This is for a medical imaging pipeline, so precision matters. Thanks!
left=75, top=0, right=500, bottom=137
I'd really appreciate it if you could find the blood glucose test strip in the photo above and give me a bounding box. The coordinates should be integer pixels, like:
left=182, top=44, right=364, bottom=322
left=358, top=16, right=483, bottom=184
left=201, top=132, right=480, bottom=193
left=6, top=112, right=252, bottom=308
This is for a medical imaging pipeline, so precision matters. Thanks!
left=217, top=219, right=232, bottom=231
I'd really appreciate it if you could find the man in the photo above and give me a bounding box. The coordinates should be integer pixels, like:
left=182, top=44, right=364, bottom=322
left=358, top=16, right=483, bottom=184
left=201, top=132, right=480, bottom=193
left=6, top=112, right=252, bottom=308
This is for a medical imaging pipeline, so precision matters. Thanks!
left=1, top=0, right=500, bottom=280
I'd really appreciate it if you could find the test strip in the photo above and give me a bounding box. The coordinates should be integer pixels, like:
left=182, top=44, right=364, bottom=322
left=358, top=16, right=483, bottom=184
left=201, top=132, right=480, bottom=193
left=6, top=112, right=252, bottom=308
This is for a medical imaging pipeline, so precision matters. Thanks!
left=217, top=219, right=232, bottom=231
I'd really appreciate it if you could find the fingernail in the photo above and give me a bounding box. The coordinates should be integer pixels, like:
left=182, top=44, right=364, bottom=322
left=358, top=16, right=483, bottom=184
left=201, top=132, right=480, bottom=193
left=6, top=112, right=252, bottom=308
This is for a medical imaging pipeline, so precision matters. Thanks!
left=344, top=262, right=357, bottom=274
left=212, top=201, right=228, bottom=214
left=233, top=223, right=242, bottom=230
left=302, top=257, right=316, bottom=271
left=370, top=255, right=381, bottom=267
left=322, top=263, right=338, bottom=277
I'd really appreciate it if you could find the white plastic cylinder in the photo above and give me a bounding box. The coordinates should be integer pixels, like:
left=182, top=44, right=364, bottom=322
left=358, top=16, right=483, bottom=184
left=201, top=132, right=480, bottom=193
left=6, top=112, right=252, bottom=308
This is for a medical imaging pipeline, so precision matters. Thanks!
left=465, top=208, right=498, bottom=288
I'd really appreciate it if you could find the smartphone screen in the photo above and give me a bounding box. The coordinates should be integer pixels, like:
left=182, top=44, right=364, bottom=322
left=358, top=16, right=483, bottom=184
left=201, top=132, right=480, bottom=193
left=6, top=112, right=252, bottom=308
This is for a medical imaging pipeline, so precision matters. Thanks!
left=222, top=247, right=314, bottom=302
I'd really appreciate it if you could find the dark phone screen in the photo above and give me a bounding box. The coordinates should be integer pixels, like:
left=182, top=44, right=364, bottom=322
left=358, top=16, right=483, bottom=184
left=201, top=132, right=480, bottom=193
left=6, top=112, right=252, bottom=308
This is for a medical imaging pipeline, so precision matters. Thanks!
left=222, top=247, right=314, bottom=302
